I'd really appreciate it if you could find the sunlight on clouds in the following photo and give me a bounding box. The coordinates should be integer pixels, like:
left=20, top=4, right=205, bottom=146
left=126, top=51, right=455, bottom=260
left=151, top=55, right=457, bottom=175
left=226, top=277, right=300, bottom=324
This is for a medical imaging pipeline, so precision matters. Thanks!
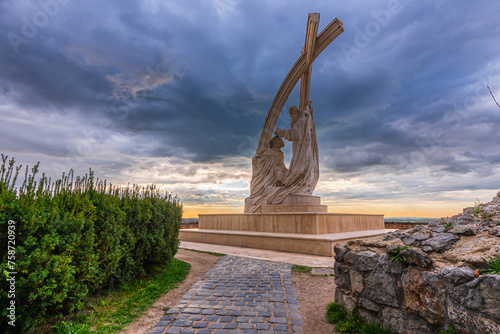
left=210, top=0, right=240, bottom=18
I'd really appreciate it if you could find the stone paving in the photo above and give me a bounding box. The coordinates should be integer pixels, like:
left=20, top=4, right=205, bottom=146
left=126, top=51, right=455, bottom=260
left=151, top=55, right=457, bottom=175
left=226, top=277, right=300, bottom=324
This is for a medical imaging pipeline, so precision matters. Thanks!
left=148, top=255, right=302, bottom=334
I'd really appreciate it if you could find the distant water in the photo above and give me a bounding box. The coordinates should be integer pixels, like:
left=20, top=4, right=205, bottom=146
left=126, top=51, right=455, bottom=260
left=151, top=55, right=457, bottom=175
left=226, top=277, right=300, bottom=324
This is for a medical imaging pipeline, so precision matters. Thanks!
left=384, top=217, right=438, bottom=223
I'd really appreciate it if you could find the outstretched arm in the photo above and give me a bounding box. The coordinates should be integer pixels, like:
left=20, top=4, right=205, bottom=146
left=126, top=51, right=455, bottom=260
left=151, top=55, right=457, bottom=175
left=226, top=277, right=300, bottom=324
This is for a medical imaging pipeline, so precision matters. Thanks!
left=275, top=127, right=295, bottom=141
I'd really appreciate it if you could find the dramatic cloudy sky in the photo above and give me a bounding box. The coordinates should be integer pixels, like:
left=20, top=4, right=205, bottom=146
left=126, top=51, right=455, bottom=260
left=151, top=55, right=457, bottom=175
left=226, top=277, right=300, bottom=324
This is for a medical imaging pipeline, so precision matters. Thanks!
left=1, top=0, right=500, bottom=218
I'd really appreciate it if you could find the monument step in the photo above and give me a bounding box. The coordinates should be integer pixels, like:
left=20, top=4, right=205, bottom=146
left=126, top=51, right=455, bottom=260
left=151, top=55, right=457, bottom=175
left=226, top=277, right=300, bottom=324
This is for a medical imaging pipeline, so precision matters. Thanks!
left=198, top=212, right=384, bottom=234
left=179, top=228, right=392, bottom=256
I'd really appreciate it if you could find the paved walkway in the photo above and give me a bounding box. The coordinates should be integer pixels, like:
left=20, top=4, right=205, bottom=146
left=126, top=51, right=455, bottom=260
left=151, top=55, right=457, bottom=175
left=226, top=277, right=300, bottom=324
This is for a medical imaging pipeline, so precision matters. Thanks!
left=149, top=255, right=302, bottom=334
left=180, top=241, right=334, bottom=268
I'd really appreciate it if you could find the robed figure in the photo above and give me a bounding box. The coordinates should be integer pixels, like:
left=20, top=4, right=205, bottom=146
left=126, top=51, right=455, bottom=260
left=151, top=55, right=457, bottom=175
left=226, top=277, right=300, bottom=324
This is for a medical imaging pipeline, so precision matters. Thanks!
left=244, top=102, right=319, bottom=213
left=270, top=101, right=319, bottom=203
left=244, top=136, right=288, bottom=213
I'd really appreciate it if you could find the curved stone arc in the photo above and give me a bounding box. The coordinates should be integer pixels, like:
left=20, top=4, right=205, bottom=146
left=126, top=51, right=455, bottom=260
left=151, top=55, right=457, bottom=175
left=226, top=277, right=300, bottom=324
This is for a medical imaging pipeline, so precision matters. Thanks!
left=256, top=18, right=344, bottom=152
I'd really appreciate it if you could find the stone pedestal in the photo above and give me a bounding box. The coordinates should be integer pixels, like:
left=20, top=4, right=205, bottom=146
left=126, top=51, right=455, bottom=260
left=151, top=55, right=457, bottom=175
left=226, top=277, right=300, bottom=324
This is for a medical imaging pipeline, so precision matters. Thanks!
left=179, top=196, right=388, bottom=256
left=255, top=194, right=328, bottom=213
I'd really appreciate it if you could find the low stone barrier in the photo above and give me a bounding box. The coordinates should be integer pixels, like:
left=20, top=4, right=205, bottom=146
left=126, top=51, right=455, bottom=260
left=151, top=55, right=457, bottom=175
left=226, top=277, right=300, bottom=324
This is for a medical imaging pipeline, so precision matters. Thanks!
left=333, top=194, right=500, bottom=333
left=334, top=241, right=500, bottom=333
left=384, top=221, right=428, bottom=229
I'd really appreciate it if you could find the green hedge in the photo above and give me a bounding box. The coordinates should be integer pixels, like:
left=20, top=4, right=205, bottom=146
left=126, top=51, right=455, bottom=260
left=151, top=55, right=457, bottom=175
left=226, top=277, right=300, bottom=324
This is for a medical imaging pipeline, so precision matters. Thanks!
left=0, top=155, right=182, bottom=333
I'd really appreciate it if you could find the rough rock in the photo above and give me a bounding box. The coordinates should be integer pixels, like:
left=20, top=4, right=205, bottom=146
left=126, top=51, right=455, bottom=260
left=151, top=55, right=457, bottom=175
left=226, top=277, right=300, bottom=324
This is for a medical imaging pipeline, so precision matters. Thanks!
left=402, top=267, right=446, bottom=326
left=356, top=251, right=378, bottom=271
left=422, top=246, right=433, bottom=253
left=449, top=224, right=477, bottom=236
left=439, top=267, right=475, bottom=285
left=359, top=297, right=381, bottom=312
left=349, top=270, right=364, bottom=294
left=404, top=315, right=433, bottom=334
left=466, top=275, right=500, bottom=322
left=363, top=268, right=400, bottom=307
left=381, top=307, right=406, bottom=333
left=379, top=253, right=406, bottom=274
left=400, top=247, right=434, bottom=269
left=357, top=309, right=379, bottom=324
left=421, top=233, right=460, bottom=253
left=384, top=231, right=407, bottom=241
left=406, top=225, right=423, bottom=234
left=457, top=213, right=474, bottom=224
left=403, top=233, right=430, bottom=246
left=447, top=303, right=500, bottom=334
left=333, top=192, right=500, bottom=333
left=334, top=287, right=357, bottom=312
left=334, top=261, right=351, bottom=291
left=334, top=243, right=347, bottom=262
left=343, top=251, right=357, bottom=265
left=463, top=207, right=473, bottom=215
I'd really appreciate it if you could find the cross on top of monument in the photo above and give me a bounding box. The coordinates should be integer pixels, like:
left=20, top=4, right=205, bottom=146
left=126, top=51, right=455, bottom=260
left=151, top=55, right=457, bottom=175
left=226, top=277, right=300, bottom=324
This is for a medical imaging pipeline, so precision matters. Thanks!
left=256, top=14, right=344, bottom=152
left=244, top=13, right=344, bottom=214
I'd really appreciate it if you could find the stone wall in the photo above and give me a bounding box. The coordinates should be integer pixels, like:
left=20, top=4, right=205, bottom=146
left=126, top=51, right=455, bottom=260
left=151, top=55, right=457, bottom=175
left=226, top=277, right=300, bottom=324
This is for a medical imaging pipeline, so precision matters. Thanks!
left=333, top=194, right=500, bottom=333
left=180, top=218, right=199, bottom=229
left=180, top=221, right=198, bottom=229
left=333, top=243, right=500, bottom=334
left=384, top=222, right=427, bottom=229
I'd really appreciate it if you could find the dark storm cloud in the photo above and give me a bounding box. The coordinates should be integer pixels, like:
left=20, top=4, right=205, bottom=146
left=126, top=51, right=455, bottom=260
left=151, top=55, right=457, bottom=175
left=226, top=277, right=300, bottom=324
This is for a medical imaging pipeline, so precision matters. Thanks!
left=1, top=0, right=500, bottom=185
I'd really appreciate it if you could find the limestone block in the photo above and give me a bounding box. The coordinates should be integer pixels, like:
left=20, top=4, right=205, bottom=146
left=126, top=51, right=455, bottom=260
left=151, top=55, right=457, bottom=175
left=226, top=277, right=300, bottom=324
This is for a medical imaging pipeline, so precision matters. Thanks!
left=334, top=243, right=347, bottom=262
left=403, top=233, right=430, bottom=246
left=356, top=251, right=378, bottom=271
left=400, top=247, right=433, bottom=269
left=359, top=297, right=381, bottom=312
left=449, top=224, right=477, bottom=236
left=447, top=302, right=500, bottom=334
left=439, top=267, right=475, bottom=285
left=379, top=253, right=406, bottom=275
left=343, top=294, right=358, bottom=312
left=334, top=286, right=357, bottom=312
left=357, top=309, right=379, bottom=324
left=406, top=225, right=424, bottom=234
left=465, top=275, right=500, bottom=322
left=363, top=268, right=400, bottom=307
left=349, top=270, right=364, bottom=294
left=384, top=231, right=407, bottom=241
left=421, top=233, right=460, bottom=253
left=334, top=286, right=343, bottom=305
left=334, top=261, right=351, bottom=291
left=381, top=307, right=406, bottom=334
left=343, top=251, right=357, bottom=265
left=402, top=267, right=445, bottom=326
left=402, top=314, right=433, bottom=334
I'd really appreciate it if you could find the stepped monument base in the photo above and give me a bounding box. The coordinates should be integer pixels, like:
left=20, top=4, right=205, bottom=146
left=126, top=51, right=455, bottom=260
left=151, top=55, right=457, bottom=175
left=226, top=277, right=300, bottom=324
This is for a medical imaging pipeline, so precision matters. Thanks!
left=179, top=195, right=387, bottom=256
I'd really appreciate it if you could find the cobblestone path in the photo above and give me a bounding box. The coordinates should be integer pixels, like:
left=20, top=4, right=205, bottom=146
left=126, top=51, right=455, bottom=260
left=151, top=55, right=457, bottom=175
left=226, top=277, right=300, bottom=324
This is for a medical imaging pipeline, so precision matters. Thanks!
left=148, top=255, right=302, bottom=334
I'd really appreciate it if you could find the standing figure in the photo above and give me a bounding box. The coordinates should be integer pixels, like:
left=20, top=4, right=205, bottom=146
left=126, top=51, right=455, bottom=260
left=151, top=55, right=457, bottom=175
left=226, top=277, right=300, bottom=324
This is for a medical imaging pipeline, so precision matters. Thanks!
left=270, top=101, right=319, bottom=203
left=244, top=136, right=289, bottom=213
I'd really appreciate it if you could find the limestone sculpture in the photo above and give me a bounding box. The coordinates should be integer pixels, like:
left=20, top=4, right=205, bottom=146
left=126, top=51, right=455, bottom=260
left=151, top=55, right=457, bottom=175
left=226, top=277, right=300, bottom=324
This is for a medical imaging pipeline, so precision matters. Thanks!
left=244, top=13, right=344, bottom=213
left=244, top=136, right=288, bottom=213
left=244, top=102, right=319, bottom=213
left=270, top=101, right=319, bottom=202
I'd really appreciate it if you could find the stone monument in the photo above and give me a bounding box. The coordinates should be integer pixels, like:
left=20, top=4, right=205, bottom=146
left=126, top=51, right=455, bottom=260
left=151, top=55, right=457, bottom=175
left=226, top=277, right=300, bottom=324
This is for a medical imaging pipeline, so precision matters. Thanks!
left=244, top=101, right=320, bottom=213
left=180, top=14, right=388, bottom=256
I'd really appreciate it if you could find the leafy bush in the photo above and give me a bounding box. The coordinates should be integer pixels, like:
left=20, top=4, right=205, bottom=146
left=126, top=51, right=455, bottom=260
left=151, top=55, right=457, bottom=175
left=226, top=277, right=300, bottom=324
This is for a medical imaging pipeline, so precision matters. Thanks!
left=481, top=255, right=500, bottom=275
left=387, top=246, right=409, bottom=263
left=0, top=155, right=182, bottom=333
left=50, top=321, right=91, bottom=334
left=326, top=302, right=395, bottom=334
left=326, top=302, right=349, bottom=324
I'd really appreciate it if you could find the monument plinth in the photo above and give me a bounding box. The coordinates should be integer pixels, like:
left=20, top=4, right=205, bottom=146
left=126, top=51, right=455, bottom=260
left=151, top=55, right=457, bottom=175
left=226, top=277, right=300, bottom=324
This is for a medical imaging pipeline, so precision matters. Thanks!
left=180, top=14, right=389, bottom=256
